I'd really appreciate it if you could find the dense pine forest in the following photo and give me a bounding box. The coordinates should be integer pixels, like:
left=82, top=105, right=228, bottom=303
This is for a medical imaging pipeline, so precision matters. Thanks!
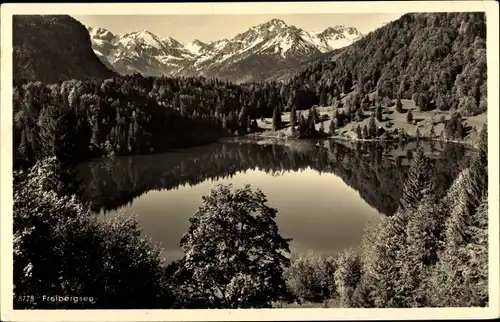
left=13, top=76, right=273, bottom=169
left=290, top=12, right=486, bottom=115
left=12, top=11, right=490, bottom=311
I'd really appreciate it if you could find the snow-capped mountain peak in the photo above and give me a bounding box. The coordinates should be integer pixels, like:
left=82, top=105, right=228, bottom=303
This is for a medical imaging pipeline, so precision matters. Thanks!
left=162, top=36, right=184, bottom=48
left=310, top=25, right=363, bottom=52
left=87, top=26, right=117, bottom=42
left=119, top=30, right=166, bottom=50
left=316, top=25, right=361, bottom=38
left=259, top=18, right=288, bottom=31
left=86, top=18, right=363, bottom=81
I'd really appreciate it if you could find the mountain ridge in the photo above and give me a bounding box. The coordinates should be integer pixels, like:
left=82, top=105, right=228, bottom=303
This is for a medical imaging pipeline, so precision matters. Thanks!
left=13, top=15, right=115, bottom=83
left=85, top=18, right=362, bottom=82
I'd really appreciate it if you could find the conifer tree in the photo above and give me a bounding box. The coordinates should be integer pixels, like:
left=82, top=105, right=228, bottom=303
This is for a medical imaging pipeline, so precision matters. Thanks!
left=406, top=109, right=414, bottom=124
left=272, top=106, right=281, bottom=131
left=319, top=119, right=325, bottom=134
left=429, top=125, right=435, bottom=138
left=17, top=128, right=32, bottom=166
left=398, top=147, right=434, bottom=212
left=376, top=105, right=383, bottom=122
left=319, top=87, right=326, bottom=107
left=299, top=114, right=307, bottom=134
left=362, top=125, right=369, bottom=139
left=368, top=115, right=377, bottom=138
left=361, top=95, right=371, bottom=111
left=444, top=125, right=487, bottom=247
left=356, top=108, right=364, bottom=122
left=423, top=127, right=487, bottom=306
left=307, top=112, right=316, bottom=134
left=455, top=121, right=464, bottom=139
left=397, top=194, right=445, bottom=307
left=329, top=119, right=336, bottom=136
left=360, top=215, right=406, bottom=308
left=396, top=98, right=403, bottom=113
left=355, top=125, right=362, bottom=139
left=290, top=105, right=298, bottom=125
left=350, top=276, right=375, bottom=308
left=310, top=106, right=319, bottom=123
left=336, top=88, right=342, bottom=102
left=334, top=248, right=361, bottom=307
left=427, top=191, right=488, bottom=307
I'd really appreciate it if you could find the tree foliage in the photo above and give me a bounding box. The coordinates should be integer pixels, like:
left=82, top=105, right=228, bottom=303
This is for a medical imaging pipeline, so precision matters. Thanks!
left=176, top=184, right=292, bottom=308
left=399, top=147, right=434, bottom=212
left=425, top=126, right=488, bottom=306
left=13, top=75, right=323, bottom=170
left=334, top=248, right=362, bottom=307
left=348, top=126, right=489, bottom=308
left=406, top=110, right=413, bottom=124
left=13, top=157, right=172, bottom=309
left=284, top=251, right=337, bottom=302
left=290, top=13, right=487, bottom=116
left=396, top=99, right=403, bottom=113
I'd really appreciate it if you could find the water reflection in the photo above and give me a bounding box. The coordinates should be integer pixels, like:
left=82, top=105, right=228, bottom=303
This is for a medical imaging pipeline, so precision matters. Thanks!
left=79, top=139, right=468, bottom=216
left=78, top=139, right=468, bottom=262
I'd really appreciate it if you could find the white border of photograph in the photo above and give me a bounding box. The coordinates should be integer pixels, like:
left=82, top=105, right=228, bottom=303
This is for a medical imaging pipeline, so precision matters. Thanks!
left=1, top=1, right=499, bottom=321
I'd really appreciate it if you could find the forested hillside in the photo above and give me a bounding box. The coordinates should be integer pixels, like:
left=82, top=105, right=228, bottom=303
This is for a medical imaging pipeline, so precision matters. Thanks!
left=12, top=12, right=488, bottom=172
left=287, top=12, right=487, bottom=116
left=12, top=75, right=318, bottom=170
left=13, top=15, right=115, bottom=83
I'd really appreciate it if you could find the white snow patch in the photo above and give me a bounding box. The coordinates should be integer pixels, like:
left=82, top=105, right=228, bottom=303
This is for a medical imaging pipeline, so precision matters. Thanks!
left=235, top=35, right=264, bottom=55
left=185, top=41, right=203, bottom=56
left=213, top=39, right=229, bottom=51
left=92, top=39, right=106, bottom=47
left=219, top=52, right=234, bottom=63
left=118, top=30, right=164, bottom=50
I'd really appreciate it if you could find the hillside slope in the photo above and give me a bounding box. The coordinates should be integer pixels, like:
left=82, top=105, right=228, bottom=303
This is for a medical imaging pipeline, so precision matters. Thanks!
left=288, top=12, right=487, bottom=116
left=13, top=15, right=115, bottom=83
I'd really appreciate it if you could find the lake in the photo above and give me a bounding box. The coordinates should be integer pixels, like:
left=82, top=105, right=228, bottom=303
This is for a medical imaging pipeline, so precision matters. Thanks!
left=78, top=138, right=469, bottom=263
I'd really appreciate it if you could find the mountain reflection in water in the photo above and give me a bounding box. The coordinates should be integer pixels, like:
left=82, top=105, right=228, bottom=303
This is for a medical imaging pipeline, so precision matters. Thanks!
left=78, top=139, right=468, bottom=261
left=79, top=139, right=468, bottom=215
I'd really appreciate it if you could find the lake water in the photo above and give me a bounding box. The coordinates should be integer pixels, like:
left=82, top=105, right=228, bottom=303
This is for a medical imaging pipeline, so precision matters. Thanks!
left=78, top=139, right=468, bottom=263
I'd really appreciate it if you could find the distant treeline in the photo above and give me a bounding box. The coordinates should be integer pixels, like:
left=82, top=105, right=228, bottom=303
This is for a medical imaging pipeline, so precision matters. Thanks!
left=12, top=75, right=327, bottom=170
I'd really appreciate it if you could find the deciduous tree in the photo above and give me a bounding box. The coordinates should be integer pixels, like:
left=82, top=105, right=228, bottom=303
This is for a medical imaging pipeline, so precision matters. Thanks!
left=177, top=184, right=292, bottom=308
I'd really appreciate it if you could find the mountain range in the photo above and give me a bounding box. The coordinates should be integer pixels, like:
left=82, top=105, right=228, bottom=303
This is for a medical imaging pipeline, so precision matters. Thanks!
left=86, top=18, right=362, bottom=83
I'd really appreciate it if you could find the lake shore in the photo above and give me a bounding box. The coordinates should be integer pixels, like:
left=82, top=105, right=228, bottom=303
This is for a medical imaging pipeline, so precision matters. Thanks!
left=241, top=97, right=486, bottom=148
left=243, top=130, right=477, bottom=147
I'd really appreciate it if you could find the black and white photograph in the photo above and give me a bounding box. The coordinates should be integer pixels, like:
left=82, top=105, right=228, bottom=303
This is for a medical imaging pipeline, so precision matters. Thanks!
left=1, top=1, right=499, bottom=321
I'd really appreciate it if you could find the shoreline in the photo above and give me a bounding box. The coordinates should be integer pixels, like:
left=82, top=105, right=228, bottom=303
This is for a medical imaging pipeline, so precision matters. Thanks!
left=242, top=130, right=475, bottom=147
left=82, top=131, right=475, bottom=166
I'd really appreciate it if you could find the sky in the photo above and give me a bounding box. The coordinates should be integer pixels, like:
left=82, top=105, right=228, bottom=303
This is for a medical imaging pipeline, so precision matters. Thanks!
left=73, top=13, right=403, bottom=44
